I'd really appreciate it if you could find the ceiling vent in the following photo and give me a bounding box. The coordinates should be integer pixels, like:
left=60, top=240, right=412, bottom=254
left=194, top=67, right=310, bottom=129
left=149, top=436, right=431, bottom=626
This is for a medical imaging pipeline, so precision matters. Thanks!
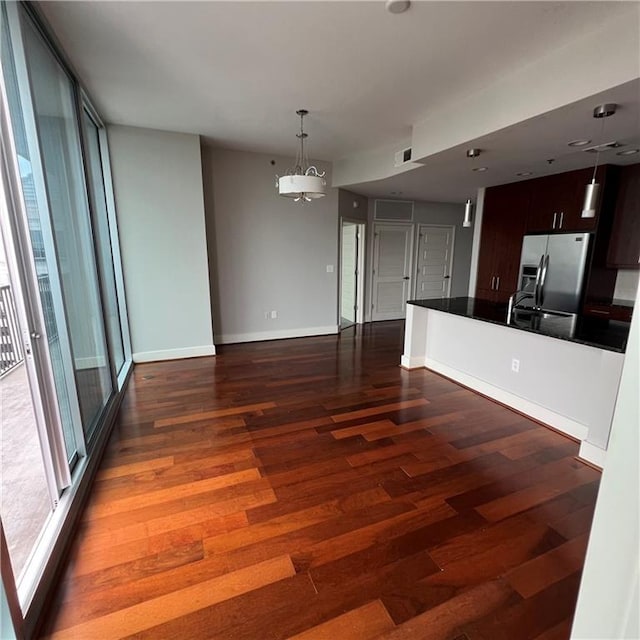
left=394, top=147, right=412, bottom=167
left=582, top=141, right=622, bottom=153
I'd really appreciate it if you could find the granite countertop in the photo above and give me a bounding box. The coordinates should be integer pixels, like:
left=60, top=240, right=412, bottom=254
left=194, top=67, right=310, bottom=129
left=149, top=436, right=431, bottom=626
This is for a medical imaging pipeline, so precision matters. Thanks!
left=407, top=297, right=631, bottom=353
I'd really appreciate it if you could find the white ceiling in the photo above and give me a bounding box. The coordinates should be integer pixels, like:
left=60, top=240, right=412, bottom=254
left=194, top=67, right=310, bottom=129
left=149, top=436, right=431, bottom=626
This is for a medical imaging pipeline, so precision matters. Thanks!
left=40, top=1, right=640, bottom=203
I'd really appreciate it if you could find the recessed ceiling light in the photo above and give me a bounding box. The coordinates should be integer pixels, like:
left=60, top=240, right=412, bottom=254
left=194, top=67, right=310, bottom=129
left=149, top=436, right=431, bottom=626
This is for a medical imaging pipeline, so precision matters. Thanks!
left=568, top=139, right=592, bottom=147
left=385, top=0, right=411, bottom=14
left=617, top=148, right=640, bottom=156
left=472, top=167, right=488, bottom=172
left=516, top=171, right=533, bottom=177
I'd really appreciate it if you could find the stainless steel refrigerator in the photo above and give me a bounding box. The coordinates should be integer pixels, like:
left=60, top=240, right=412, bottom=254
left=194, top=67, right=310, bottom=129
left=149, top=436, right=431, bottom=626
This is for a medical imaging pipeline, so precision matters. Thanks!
left=517, top=233, right=591, bottom=313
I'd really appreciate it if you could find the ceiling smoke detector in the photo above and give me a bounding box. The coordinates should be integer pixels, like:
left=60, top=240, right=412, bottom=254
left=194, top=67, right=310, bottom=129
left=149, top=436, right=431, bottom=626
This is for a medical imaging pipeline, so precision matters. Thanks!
left=385, top=0, right=411, bottom=14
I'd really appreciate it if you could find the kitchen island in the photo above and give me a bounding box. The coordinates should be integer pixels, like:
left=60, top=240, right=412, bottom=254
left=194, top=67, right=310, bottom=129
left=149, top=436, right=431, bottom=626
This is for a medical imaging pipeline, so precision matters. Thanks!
left=401, top=297, right=631, bottom=467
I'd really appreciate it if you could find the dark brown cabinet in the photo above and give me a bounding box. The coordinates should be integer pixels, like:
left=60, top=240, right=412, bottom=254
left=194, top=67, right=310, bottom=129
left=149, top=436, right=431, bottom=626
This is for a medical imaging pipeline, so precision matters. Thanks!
left=526, top=167, right=605, bottom=233
left=583, top=302, right=633, bottom=322
left=476, top=182, right=529, bottom=303
left=606, top=163, right=640, bottom=268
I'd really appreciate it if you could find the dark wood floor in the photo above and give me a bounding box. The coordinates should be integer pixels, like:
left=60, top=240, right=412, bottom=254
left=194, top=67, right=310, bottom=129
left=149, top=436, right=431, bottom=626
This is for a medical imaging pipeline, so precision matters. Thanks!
left=41, top=321, right=600, bottom=639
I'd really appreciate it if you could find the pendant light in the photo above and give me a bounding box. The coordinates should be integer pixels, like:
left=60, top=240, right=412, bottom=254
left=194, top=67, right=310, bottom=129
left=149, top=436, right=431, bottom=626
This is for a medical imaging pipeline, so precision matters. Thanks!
left=463, top=199, right=473, bottom=227
left=462, top=148, right=481, bottom=227
left=581, top=103, right=617, bottom=218
left=276, top=109, right=326, bottom=202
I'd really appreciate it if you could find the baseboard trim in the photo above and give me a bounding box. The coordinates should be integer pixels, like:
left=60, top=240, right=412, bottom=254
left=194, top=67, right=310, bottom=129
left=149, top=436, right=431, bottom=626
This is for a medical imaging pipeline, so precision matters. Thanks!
left=217, top=325, right=339, bottom=345
left=578, top=441, right=606, bottom=469
left=400, top=355, right=425, bottom=370
left=133, top=345, right=216, bottom=363
left=424, top=357, right=589, bottom=442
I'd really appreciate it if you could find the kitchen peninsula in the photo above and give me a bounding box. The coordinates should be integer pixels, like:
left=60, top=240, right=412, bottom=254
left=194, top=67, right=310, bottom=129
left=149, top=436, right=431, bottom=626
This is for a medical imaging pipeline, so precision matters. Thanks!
left=401, top=297, right=631, bottom=467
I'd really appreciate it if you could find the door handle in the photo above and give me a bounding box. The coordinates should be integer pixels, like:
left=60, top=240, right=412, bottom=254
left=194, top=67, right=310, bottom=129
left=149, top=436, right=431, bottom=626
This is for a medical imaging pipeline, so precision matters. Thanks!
left=444, top=275, right=450, bottom=279
left=491, top=276, right=496, bottom=290
left=559, top=211, right=564, bottom=229
left=495, top=276, right=500, bottom=290
left=30, top=331, right=41, bottom=339
left=403, top=276, right=410, bottom=280
left=552, top=212, right=557, bottom=230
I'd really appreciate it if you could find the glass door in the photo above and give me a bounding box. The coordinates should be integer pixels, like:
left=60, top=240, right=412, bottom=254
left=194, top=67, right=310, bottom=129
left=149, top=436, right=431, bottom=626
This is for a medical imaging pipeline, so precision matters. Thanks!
left=20, top=14, right=113, bottom=444
left=80, top=105, right=127, bottom=380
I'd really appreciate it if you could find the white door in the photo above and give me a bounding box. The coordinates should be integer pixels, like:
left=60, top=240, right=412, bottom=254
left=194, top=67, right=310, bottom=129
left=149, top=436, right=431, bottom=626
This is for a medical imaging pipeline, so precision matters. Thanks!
left=340, top=222, right=357, bottom=328
left=372, top=223, right=414, bottom=321
left=415, top=225, right=455, bottom=299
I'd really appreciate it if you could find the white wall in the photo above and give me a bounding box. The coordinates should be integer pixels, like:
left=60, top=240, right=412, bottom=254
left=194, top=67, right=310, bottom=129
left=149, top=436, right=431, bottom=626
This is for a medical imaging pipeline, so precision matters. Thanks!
left=107, top=125, right=214, bottom=362
left=201, top=146, right=339, bottom=344
left=571, top=284, right=640, bottom=639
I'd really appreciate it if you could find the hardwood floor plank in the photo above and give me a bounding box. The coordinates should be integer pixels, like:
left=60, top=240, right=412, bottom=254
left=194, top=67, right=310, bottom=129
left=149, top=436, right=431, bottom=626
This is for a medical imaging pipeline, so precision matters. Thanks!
left=330, top=398, right=428, bottom=423
left=476, top=465, right=599, bottom=522
left=153, top=401, right=277, bottom=427
left=85, top=468, right=262, bottom=520
left=505, top=533, right=590, bottom=598
left=95, top=456, right=175, bottom=481
left=374, top=579, right=518, bottom=639
left=285, top=600, right=395, bottom=639
left=49, top=555, right=295, bottom=638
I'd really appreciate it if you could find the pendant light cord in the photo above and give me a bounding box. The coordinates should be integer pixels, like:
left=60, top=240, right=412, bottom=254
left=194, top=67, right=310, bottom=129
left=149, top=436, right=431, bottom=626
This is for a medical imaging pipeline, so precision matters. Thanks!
left=591, top=115, right=606, bottom=183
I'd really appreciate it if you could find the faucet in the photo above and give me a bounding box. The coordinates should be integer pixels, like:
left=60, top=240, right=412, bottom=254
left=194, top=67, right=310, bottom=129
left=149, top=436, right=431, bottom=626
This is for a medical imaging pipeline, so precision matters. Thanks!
left=507, top=290, right=535, bottom=323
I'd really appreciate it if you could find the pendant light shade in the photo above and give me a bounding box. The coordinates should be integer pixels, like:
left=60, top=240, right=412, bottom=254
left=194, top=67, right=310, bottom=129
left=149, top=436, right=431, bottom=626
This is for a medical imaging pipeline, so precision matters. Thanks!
left=463, top=199, right=473, bottom=227
left=581, top=103, right=616, bottom=218
left=581, top=179, right=599, bottom=219
left=276, top=109, right=326, bottom=203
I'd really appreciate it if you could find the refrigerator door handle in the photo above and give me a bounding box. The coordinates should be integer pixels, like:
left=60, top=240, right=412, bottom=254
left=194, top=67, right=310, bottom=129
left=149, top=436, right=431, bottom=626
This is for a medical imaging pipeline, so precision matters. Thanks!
left=539, top=254, right=550, bottom=307
left=534, top=255, right=544, bottom=309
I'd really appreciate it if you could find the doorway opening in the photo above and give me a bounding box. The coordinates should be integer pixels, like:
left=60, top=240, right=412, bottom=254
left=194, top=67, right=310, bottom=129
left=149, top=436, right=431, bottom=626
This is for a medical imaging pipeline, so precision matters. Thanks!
left=339, top=219, right=365, bottom=330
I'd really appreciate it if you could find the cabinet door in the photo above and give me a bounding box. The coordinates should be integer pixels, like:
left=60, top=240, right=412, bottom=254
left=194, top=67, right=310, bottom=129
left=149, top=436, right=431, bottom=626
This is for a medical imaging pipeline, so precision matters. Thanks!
left=607, top=163, right=640, bottom=268
left=527, top=175, right=560, bottom=232
left=527, top=170, right=599, bottom=233
left=487, top=183, right=529, bottom=302
left=476, top=190, right=499, bottom=292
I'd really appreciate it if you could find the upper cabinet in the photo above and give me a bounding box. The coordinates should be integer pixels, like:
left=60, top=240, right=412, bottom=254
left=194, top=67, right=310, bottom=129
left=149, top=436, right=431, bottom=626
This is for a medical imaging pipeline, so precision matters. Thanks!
left=476, top=182, right=529, bottom=303
left=526, top=166, right=607, bottom=233
left=607, top=163, right=640, bottom=269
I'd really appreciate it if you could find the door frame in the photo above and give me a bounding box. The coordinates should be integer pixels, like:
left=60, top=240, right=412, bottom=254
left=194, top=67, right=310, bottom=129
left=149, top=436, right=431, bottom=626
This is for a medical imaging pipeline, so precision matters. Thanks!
left=338, top=217, right=365, bottom=328
left=414, top=224, right=456, bottom=299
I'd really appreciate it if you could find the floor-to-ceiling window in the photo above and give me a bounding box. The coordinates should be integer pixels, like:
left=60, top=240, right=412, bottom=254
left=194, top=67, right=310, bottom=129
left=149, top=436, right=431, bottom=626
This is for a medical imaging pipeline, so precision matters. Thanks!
left=0, top=2, right=132, bottom=635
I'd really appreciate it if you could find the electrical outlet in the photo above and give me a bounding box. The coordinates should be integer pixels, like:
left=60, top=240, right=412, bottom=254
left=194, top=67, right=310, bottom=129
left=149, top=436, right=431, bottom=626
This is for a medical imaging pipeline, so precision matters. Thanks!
left=511, top=358, right=520, bottom=373
left=271, top=310, right=278, bottom=319
left=326, top=265, right=334, bottom=273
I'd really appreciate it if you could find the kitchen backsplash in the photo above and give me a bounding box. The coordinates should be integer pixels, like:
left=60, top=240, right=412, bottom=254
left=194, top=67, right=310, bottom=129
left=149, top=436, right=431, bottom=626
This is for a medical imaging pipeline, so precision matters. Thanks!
left=614, top=269, right=640, bottom=302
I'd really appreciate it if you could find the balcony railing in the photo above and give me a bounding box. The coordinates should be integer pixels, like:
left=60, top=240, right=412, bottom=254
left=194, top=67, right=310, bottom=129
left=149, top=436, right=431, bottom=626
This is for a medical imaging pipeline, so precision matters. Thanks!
left=0, top=284, right=24, bottom=377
